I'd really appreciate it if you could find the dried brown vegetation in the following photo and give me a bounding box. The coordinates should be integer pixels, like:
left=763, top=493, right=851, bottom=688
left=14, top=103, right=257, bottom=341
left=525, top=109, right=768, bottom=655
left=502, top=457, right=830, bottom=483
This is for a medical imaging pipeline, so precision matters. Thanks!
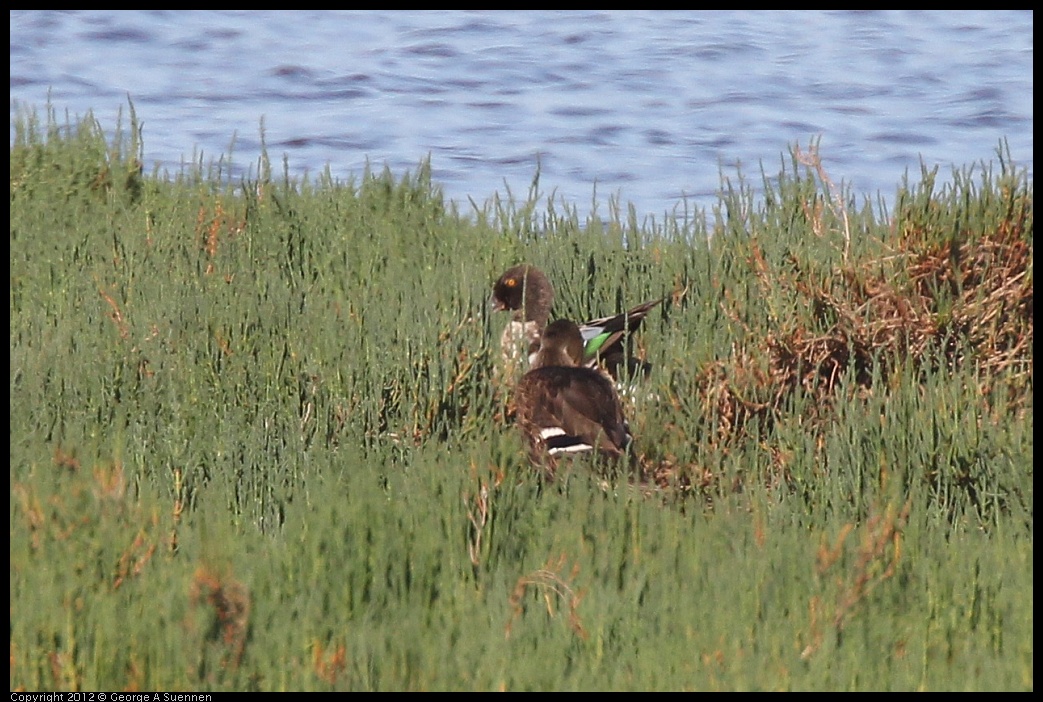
left=646, top=153, right=1032, bottom=492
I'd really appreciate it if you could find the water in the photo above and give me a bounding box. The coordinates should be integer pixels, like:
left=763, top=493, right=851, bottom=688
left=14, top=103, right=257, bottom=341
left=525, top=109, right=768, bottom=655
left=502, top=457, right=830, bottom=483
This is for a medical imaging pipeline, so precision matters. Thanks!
left=9, top=10, right=1033, bottom=221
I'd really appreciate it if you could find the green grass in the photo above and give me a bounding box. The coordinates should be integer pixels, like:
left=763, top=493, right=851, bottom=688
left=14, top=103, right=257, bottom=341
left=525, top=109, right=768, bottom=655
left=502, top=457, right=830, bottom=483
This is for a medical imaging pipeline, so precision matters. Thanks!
left=9, top=104, right=1033, bottom=691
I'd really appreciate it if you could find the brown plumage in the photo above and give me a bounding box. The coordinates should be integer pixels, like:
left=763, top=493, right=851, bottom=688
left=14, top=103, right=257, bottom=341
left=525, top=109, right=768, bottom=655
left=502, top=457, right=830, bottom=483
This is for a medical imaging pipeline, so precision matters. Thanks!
left=490, top=264, right=555, bottom=380
left=514, top=319, right=634, bottom=476
left=491, top=264, right=554, bottom=330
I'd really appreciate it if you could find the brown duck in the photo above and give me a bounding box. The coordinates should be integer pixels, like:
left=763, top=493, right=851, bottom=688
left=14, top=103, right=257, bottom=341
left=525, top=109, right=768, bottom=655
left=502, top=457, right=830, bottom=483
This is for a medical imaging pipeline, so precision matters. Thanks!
left=514, top=319, right=634, bottom=473
left=491, top=263, right=662, bottom=380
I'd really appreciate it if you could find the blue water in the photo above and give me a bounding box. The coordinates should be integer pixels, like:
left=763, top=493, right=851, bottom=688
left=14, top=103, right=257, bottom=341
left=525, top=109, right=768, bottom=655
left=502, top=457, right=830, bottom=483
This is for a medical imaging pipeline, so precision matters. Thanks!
left=9, top=10, right=1034, bottom=221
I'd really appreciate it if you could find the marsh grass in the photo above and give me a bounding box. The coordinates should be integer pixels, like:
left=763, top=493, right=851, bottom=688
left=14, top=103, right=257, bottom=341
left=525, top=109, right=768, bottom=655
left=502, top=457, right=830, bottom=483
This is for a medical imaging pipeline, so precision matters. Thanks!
left=9, top=106, right=1032, bottom=690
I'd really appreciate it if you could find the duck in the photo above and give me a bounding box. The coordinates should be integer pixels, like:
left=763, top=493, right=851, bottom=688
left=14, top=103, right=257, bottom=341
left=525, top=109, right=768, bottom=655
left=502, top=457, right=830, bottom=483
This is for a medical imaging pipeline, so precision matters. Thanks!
left=491, top=264, right=663, bottom=381
left=514, top=319, right=634, bottom=475
left=490, top=264, right=554, bottom=381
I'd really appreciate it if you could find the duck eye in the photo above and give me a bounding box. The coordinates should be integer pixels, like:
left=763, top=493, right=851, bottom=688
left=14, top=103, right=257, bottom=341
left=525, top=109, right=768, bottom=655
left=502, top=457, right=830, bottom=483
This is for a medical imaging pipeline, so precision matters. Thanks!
left=506, top=279, right=518, bottom=288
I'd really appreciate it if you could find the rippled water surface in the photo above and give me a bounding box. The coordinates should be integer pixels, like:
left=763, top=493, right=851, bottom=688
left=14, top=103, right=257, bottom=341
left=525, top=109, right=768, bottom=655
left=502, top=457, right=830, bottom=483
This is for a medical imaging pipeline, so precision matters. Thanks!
left=10, top=10, right=1034, bottom=219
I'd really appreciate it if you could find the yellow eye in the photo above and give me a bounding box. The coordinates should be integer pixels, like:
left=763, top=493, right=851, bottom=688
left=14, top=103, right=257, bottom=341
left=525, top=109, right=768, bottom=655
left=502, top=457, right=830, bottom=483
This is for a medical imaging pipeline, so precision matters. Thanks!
left=506, top=279, right=518, bottom=288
